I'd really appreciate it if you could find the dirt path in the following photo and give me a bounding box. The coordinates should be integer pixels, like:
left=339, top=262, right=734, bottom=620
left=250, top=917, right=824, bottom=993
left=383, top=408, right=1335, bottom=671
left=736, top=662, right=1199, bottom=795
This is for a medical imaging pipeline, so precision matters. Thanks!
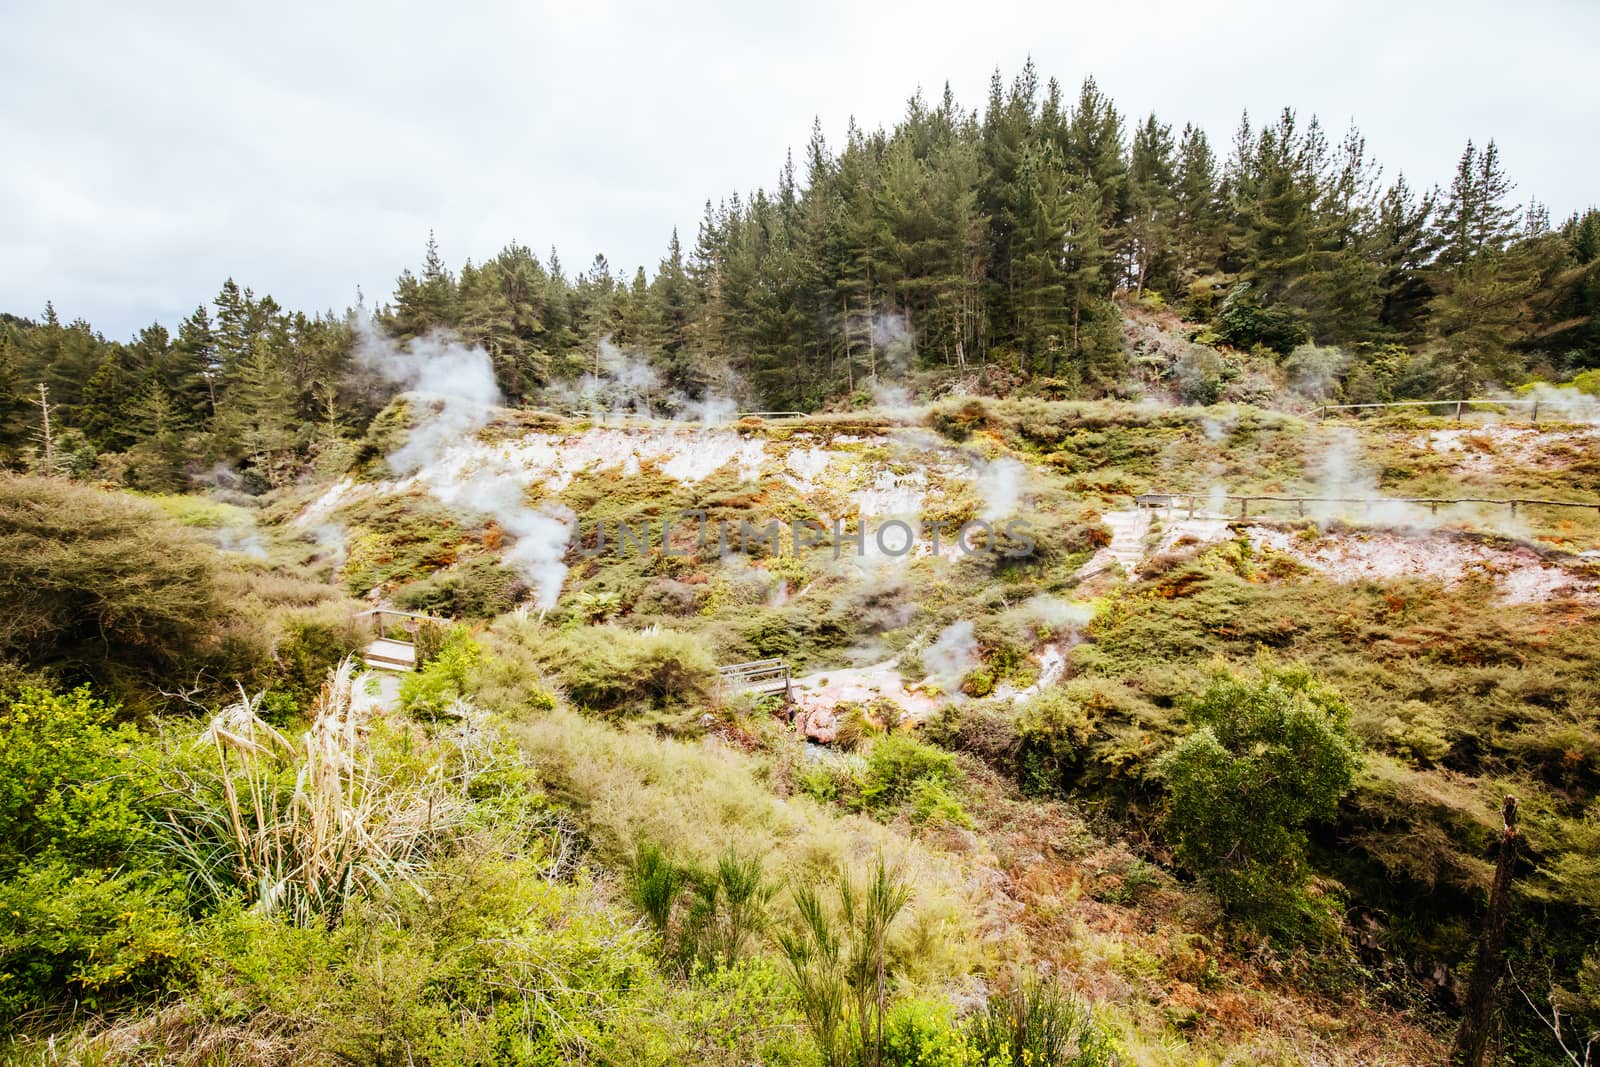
left=353, top=670, right=402, bottom=715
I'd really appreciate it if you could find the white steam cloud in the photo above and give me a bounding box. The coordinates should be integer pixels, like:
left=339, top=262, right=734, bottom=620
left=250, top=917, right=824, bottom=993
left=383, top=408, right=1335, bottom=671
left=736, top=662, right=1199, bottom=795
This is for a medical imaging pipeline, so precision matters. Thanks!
left=977, top=457, right=1025, bottom=520
left=1525, top=382, right=1600, bottom=424
left=923, top=620, right=979, bottom=687
left=550, top=334, right=746, bottom=425
left=358, top=322, right=573, bottom=609
left=1019, top=595, right=1096, bottom=630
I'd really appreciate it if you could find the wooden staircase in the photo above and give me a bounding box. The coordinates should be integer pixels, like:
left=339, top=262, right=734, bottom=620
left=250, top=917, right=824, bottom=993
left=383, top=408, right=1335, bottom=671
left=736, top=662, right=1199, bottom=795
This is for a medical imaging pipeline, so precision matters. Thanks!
left=354, top=608, right=452, bottom=673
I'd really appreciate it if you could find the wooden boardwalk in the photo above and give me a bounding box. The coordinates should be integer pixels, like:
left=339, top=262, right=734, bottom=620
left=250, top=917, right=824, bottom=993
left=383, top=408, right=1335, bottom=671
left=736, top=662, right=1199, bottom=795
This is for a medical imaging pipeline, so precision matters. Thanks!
left=715, top=658, right=792, bottom=701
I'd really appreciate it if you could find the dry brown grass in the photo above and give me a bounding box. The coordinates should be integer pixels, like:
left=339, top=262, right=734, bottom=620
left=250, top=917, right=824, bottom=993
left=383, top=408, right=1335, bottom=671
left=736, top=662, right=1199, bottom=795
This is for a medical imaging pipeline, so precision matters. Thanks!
left=159, top=659, right=467, bottom=925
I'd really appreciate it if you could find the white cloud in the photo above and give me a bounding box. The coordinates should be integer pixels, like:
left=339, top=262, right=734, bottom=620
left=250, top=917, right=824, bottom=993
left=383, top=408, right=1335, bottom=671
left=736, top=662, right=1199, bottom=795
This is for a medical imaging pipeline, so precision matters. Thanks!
left=2, top=0, right=1596, bottom=338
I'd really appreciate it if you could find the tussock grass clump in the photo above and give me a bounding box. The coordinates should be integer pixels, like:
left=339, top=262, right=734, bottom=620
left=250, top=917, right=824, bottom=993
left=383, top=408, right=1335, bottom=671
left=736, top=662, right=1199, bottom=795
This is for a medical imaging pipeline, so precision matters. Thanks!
left=159, top=659, right=469, bottom=925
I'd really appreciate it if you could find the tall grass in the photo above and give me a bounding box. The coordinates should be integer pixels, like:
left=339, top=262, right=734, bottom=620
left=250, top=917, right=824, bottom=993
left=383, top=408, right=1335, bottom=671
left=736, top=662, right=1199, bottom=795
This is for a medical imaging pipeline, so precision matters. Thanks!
left=627, top=841, right=774, bottom=974
left=774, top=857, right=912, bottom=1067
left=964, top=979, right=1121, bottom=1067
left=158, top=658, right=465, bottom=925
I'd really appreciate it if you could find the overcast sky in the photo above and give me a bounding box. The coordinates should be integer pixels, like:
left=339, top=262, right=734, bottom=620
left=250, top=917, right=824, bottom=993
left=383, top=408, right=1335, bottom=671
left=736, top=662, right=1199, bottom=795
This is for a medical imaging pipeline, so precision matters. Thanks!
left=4, top=0, right=1596, bottom=341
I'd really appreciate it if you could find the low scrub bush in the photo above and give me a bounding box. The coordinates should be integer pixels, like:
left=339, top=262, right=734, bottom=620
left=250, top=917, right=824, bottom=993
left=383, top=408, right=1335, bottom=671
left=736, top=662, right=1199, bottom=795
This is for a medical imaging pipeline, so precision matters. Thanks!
left=393, top=558, right=529, bottom=619
left=269, top=602, right=369, bottom=703
left=0, top=685, right=187, bottom=1020
left=512, top=622, right=715, bottom=713
left=1159, top=661, right=1362, bottom=936
left=861, top=734, right=960, bottom=811
left=1212, top=285, right=1308, bottom=356
left=0, top=475, right=227, bottom=689
left=924, top=700, right=1021, bottom=767
left=399, top=626, right=480, bottom=718
left=963, top=979, right=1120, bottom=1066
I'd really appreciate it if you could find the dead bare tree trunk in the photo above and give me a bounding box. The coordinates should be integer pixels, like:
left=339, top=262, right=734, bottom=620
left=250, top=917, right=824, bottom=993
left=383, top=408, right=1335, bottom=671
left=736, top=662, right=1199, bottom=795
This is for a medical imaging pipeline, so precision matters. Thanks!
left=1453, top=795, right=1521, bottom=1067
left=34, top=383, right=57, bottom=476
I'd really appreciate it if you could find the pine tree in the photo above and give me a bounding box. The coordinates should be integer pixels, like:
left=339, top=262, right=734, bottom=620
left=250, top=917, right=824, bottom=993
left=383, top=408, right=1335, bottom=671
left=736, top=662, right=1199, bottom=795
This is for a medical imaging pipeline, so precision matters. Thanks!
left=389, top=232, right=460, bottom=338
left=1061, top=78, right=1128, bottom=287
left=173, top=304, right=220, bottom=419
left=123, top=383, right=187, bottom=491
left=1427, top=140, right=1544, bottom=393
left=1128, top=113, right=1178, bottom=296
left=652, top=229, right=696, bottom=380
left=219, top=335, right=297, bottom=484
left=1302, top=125, right=1383, bottom=341
left=1373, top=176, right=1439, bottom=337
left=1229, top=110, right=1324, bottom=308
left=1435, top=141, right=1518, bottom=271
left=0, top=333, right=25, bottom=454
left=213, top=278, right=253, bottom=375
left=1173, top=124, right=1223, bottom=291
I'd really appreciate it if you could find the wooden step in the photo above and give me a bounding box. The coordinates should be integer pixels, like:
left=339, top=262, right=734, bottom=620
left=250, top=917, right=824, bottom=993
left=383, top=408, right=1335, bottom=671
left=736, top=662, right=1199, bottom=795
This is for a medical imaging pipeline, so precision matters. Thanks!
left=363, top=638, right=416, bottom=672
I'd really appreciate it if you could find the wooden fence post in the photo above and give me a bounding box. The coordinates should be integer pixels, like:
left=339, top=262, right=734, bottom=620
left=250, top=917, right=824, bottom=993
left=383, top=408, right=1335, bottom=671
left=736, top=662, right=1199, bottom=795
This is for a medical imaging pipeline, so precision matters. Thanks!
left=1452, top=796, right=1520, bottom=1067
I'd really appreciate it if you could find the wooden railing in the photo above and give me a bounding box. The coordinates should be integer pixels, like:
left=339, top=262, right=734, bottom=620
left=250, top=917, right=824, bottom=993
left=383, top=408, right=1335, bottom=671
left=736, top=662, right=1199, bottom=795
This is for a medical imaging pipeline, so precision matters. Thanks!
left=1315, top=398, right=1558, bottom=422
left=1134, top=492, right=1600, bottom=520
left=715, top=658, right=792, bottom=701
left=564, top=410, right=809, bottom=422
left=354, top=608, right=453, bottom=636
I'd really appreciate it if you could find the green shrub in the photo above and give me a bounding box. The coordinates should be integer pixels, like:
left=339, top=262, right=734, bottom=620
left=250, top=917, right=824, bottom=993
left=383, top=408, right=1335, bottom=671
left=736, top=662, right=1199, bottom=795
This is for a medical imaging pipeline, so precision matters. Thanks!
left=926, top=399, right=992, bottom=442
left=884, top=996, right=967, bottom=1066
left=0, top=685, right=187, bottom=1018
left=959, top=668, right=995, bottom=699
left=393, top=558, right=528, bottom=619
left=1015, top=686, right=1100, bottom=795
left=1159, top=661, right=1363, bottom=934
left=0, top=861, right=188, bottom=1020
left=399, top=626, right=480, bottom=718
left=1212, top=285, right=1308, bottom=355
left=909, top=778, right=973, bottom=830
left=0, top=686, right=153, bottom=875
left=191, top=847, right=667, bottom=1066
left=924, top=701, right=1020, bottom=767
left=543, top=624, right=715, bottom=713
left=271, top=604, right=367, bottom=702
left=1174, top=345, right=1225, bottom=405
left=962, top=979, right=1118, bottom=1066
left=0, top=475, right=226, bottom=688
left=861, top=734, right=959, bottom=812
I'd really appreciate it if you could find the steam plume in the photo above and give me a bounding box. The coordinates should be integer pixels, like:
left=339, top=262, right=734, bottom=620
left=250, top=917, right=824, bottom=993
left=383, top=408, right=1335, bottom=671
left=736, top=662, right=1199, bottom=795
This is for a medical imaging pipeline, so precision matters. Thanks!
left=357, top=321, right=572, bottom=609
